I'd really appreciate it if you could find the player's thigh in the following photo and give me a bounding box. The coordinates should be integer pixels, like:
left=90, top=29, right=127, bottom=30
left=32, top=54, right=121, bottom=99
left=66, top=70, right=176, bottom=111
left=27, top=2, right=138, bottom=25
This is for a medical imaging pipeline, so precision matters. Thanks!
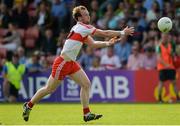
left=45, top=75, right=62, bottom=91
left=69, top=69, right=91, bottom=88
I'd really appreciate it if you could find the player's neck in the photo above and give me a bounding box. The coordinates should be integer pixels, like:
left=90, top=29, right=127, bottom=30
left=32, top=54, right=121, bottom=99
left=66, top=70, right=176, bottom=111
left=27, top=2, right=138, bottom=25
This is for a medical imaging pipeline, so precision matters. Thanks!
left=77, top=21, right=89, bottom=25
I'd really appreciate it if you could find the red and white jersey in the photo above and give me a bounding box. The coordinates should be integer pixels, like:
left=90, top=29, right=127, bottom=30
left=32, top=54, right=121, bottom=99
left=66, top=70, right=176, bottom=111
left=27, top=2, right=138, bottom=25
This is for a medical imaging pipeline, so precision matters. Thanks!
left=61, top=22, right=96, bottom=61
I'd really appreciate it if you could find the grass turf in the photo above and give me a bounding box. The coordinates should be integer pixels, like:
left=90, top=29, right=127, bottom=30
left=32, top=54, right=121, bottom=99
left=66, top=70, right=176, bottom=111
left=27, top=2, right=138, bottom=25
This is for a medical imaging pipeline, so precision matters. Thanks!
left=0, top=103, right=180, bottom=125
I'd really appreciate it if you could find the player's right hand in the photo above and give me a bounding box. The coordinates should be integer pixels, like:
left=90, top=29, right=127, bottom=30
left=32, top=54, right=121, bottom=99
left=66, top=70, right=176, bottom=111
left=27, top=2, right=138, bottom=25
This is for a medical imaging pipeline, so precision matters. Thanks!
left=123, top=26, right=134, bottom=36
left=108, top=36, right=121, bottom=46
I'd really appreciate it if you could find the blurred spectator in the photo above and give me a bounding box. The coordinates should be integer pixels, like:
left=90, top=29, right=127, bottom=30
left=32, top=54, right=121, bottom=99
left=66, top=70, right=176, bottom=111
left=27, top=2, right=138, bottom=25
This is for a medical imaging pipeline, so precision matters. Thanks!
left=114, top=1, right=124, bottom=16
left=90, top=11, right=98, bottom=26
left=14, top=0, right=26, bottom=5
left=3, top=0, right=14, bottom=9
left=0, top=22, right=21, bottom=51
left=146, top=1, right=160, bottom=22
left=75, top=0, right=89, bottom=7
left=0, top=3, right=11, bottom=28
left=12, top=2, right=28, bottom=28
left=0, top=0, right=178, bottom=72
left=89, top=56, right=104, bottom=71
left=2, top=52, right=26, bottom=102
left=174, top=44, right=180, bottom=69
left=26, top=51, right=44, bottom=73
left=134, top=0, right=147, bottom=14
left=99, top=0, right=119, bottom=17
left=117, top=18, right=126, bottom=30
left=90, top=0, right=99, bottom=16
left=56, top=31, right=66, bottom=56
left=40, top=28, right=57, bottom=55
left=0, top=54, right=6, bottom=73
left=156, top=33, right=179, bottom=102
left=127, top=41, right=144, bottom=70
left=90, top=0, right=100, bottom=26
left=143, top=37, right=156, bottom=50
left=17, top=46, right=27, bottom=64
left=51, top=0, right=69, bottom=32
left=39, top=53, right=49, bottom=70
left=134, top=9, right=147, bottom=30
left=114, top=36, right=131, bottom=68
left=144, top=0, right=163, bottom=11
left=108, top=1, right=126, bottom=29
left=163, top=1, right=173, bottom=17
left=97, top=3, right=114, bottom=29
left=142, top=47, right=157, bottom=70
left=90, top=0, right=103, bottom=27
left=176, top=44, right=180, bottom=57
left=100, top=46, right=121, bottom=70
left=128, top=17, right=144, bottom=42
left=79, top=46, right=95, bottom=70
left=35, top=1, right=53, bottom=31
left=33, top=0, right=42, bottom=7
left=143, top=20, right=159, bottom=44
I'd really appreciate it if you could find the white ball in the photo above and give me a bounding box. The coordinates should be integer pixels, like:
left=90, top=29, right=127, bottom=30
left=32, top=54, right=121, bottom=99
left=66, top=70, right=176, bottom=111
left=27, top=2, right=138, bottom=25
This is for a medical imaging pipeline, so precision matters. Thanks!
left=157, top=17, right=172, bottom=33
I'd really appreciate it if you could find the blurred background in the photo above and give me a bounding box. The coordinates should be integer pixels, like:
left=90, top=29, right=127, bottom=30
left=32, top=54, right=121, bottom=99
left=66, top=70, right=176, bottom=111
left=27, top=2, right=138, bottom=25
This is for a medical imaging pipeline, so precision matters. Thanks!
left=0, top=0, right=180, bottom=103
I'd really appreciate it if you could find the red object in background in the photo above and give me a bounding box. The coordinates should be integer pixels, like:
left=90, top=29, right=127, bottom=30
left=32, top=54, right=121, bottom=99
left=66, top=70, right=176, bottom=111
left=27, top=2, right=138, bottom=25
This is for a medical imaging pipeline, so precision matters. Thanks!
left=134, top=70, right=180, bottom=102
left=24, top=39, right=36, bottom=48
left=173, top=56, right=180, bottom=69
left=134, top=70, right=158, bottom=102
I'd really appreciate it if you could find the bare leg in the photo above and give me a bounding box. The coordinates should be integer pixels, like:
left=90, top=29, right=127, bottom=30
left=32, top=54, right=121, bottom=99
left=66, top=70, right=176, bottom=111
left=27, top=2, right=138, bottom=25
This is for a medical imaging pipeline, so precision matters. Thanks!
left=69, top=69, right=91, bottom=109
left=30, top=75, right=61, bottom=104
left=158, top=81, right=164, bottom=102
left=171, top=80, right=179, bottom=100
left=23, top=75, right=62, bottom=122
left=69, top=69, right=103, bottom=122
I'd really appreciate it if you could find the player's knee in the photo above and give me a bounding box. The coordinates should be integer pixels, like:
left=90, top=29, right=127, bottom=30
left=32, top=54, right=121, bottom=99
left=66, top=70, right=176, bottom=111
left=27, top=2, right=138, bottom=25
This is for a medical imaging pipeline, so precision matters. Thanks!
left=82, top=81, right=91, bottom=90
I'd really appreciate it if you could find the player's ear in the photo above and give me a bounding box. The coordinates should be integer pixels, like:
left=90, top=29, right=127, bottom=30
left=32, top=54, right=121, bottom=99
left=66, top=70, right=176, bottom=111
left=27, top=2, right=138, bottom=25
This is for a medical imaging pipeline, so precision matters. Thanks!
left=75, top=13, right=82, bottom=21
left=78, top=16, right=82, bottom=21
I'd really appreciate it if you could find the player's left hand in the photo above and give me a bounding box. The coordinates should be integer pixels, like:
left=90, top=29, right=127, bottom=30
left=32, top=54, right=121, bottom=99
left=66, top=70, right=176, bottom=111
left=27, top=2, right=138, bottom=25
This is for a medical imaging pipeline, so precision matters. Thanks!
left=108, top=36, right=121, bottom=46
left=123, top=26, right=134, bottom=36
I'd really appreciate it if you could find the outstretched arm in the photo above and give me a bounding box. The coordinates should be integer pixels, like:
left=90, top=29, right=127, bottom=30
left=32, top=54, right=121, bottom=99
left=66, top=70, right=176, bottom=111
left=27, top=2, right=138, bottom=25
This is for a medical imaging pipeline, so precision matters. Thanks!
left=85, top=36, right=120, bottom=48
left=93, top=26, right=134, bottom=38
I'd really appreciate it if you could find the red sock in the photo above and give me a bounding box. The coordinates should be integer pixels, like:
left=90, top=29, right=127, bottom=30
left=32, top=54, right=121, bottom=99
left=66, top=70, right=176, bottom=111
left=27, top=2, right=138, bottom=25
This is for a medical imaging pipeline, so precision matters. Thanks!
left=83, top=107, right=90, bottom=115
left=27, top=101, right=34, bottom=108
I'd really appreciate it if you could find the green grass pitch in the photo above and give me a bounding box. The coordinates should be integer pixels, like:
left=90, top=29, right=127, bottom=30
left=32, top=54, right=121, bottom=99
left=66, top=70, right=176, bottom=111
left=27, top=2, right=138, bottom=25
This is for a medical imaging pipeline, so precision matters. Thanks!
left=0, top=103, right=180, bottom=125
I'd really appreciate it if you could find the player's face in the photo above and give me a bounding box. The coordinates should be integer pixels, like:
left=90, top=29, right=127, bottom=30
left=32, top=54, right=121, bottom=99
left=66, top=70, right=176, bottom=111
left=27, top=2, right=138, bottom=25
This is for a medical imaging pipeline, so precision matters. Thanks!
left=161, top=33, right=169, bottom=43
left=80, top=9, right=90, bottom=24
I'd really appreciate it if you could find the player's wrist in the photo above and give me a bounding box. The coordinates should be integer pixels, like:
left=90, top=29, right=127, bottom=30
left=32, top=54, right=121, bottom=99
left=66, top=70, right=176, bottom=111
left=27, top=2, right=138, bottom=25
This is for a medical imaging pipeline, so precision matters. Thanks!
left=119, top=30, right=125, bottom=36
left=106, top=42, right=111, bottom=46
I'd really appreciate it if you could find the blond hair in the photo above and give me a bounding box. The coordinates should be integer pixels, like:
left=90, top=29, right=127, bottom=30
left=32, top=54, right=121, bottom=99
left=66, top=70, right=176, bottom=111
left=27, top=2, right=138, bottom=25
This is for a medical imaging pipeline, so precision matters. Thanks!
left=72, top=6, right=87, bottom=21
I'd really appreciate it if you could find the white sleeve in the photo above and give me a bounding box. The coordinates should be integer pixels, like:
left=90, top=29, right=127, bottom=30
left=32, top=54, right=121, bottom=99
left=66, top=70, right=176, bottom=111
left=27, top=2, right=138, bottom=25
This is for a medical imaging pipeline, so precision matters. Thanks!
left=80, top=25, right=96, bottom=36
